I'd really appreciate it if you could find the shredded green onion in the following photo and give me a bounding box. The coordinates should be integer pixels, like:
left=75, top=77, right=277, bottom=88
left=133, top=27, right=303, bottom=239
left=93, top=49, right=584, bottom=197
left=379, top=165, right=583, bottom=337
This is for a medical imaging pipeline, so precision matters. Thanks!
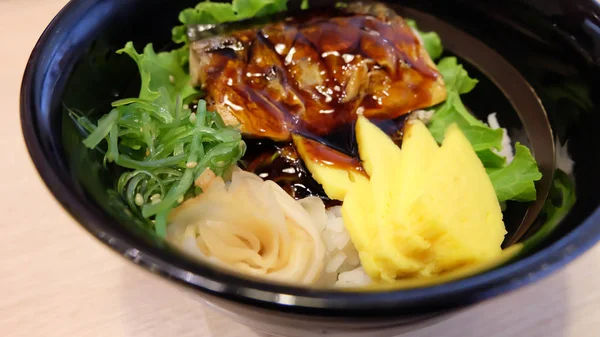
left=73, top=93, right=245, bottom=237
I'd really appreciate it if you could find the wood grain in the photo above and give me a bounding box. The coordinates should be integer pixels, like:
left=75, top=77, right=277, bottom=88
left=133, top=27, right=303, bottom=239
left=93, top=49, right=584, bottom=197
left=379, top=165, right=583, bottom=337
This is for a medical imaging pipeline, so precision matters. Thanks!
left=1, top=0, right=599, bottom=336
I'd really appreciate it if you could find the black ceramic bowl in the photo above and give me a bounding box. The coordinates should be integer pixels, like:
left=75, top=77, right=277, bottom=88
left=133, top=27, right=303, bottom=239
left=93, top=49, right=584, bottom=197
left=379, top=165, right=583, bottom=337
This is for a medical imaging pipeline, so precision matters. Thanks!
left=21, top=0, right=600, bottom=336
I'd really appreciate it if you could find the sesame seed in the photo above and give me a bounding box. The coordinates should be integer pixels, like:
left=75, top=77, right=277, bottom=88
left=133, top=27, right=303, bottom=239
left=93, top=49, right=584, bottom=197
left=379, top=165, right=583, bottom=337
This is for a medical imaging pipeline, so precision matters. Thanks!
left=177, top=196, right=184, bottom=203
left=186, top=161, right=198, bottom=169
left=151, top=197, right=162, bottom=205
left=135, top=193, right=144, bottom=206
left=189, top=113, right=197, bottom=124
left=183, top=104, right=189, bottom=110
left=169, top=75, right=175, bottom=83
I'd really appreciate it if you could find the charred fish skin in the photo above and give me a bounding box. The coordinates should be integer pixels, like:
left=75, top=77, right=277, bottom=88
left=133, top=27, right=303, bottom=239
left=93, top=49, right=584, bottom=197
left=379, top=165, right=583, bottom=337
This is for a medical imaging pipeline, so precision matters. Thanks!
left=189, top=1, right=447, bottom=141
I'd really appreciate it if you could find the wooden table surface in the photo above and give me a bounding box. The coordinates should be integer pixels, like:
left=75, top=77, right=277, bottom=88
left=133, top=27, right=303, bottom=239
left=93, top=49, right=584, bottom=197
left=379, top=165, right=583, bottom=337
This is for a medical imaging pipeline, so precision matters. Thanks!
left=2, top=0, right=600, bottom=336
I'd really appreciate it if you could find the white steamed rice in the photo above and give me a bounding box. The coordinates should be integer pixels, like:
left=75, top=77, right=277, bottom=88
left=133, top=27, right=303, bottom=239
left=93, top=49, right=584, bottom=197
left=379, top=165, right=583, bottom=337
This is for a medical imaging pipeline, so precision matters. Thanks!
left=487, top=112, right=514, bottom=163
left=315, top=206, right=372, bottom=288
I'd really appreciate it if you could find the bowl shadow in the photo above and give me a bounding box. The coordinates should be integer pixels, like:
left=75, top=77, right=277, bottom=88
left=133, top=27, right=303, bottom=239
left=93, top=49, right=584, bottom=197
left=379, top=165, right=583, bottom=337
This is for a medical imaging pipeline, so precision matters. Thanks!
left=402, top=271, right=568, bottom=337
left=117, top=263, right=567, bottom=337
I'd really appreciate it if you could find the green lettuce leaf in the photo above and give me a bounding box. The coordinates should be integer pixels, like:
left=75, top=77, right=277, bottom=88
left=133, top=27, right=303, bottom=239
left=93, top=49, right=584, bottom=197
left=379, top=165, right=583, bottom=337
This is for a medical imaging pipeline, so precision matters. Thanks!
left=419, top=31, right=443, bottom=60
left=428, top=55, right=541, bottom=202
left=486, top=144, right=542, bottom=202
left=428, top=92, right=503, bottom=151
left=233, top=0, right=288, bottom=17
left=405, top=19, right=443, bottom=60
left=172, top=0, right=288, bottom=48
left=476, top=149, right=506, bottom=168
left=437, top=57, right=478, bottom=95
left=117, top=42, right=197, bottom=105
left=172, top=3, right=238, bottom=44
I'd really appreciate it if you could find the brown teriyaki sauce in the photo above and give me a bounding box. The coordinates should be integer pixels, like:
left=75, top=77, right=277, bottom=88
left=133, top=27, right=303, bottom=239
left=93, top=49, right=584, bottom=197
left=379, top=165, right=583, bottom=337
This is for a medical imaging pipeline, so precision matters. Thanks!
left=240, top=114, right=408, bottom=205
left=240, top=138, right=342, bottom=207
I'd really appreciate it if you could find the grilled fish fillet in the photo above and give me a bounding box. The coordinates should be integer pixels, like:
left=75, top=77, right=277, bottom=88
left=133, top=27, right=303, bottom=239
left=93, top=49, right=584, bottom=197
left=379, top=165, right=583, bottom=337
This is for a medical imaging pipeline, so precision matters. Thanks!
left=189, top=1, right=446, bottom=141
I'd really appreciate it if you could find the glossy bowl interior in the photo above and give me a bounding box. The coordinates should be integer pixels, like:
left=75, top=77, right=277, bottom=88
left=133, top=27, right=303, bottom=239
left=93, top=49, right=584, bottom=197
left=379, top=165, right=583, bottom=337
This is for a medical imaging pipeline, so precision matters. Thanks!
left=21, top=0, right=600, bottom=317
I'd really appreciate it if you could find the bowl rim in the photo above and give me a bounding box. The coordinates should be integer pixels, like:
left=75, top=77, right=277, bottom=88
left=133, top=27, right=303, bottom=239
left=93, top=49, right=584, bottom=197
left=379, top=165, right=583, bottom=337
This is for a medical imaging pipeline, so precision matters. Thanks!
left=20, top=0, right=600, bottom=314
